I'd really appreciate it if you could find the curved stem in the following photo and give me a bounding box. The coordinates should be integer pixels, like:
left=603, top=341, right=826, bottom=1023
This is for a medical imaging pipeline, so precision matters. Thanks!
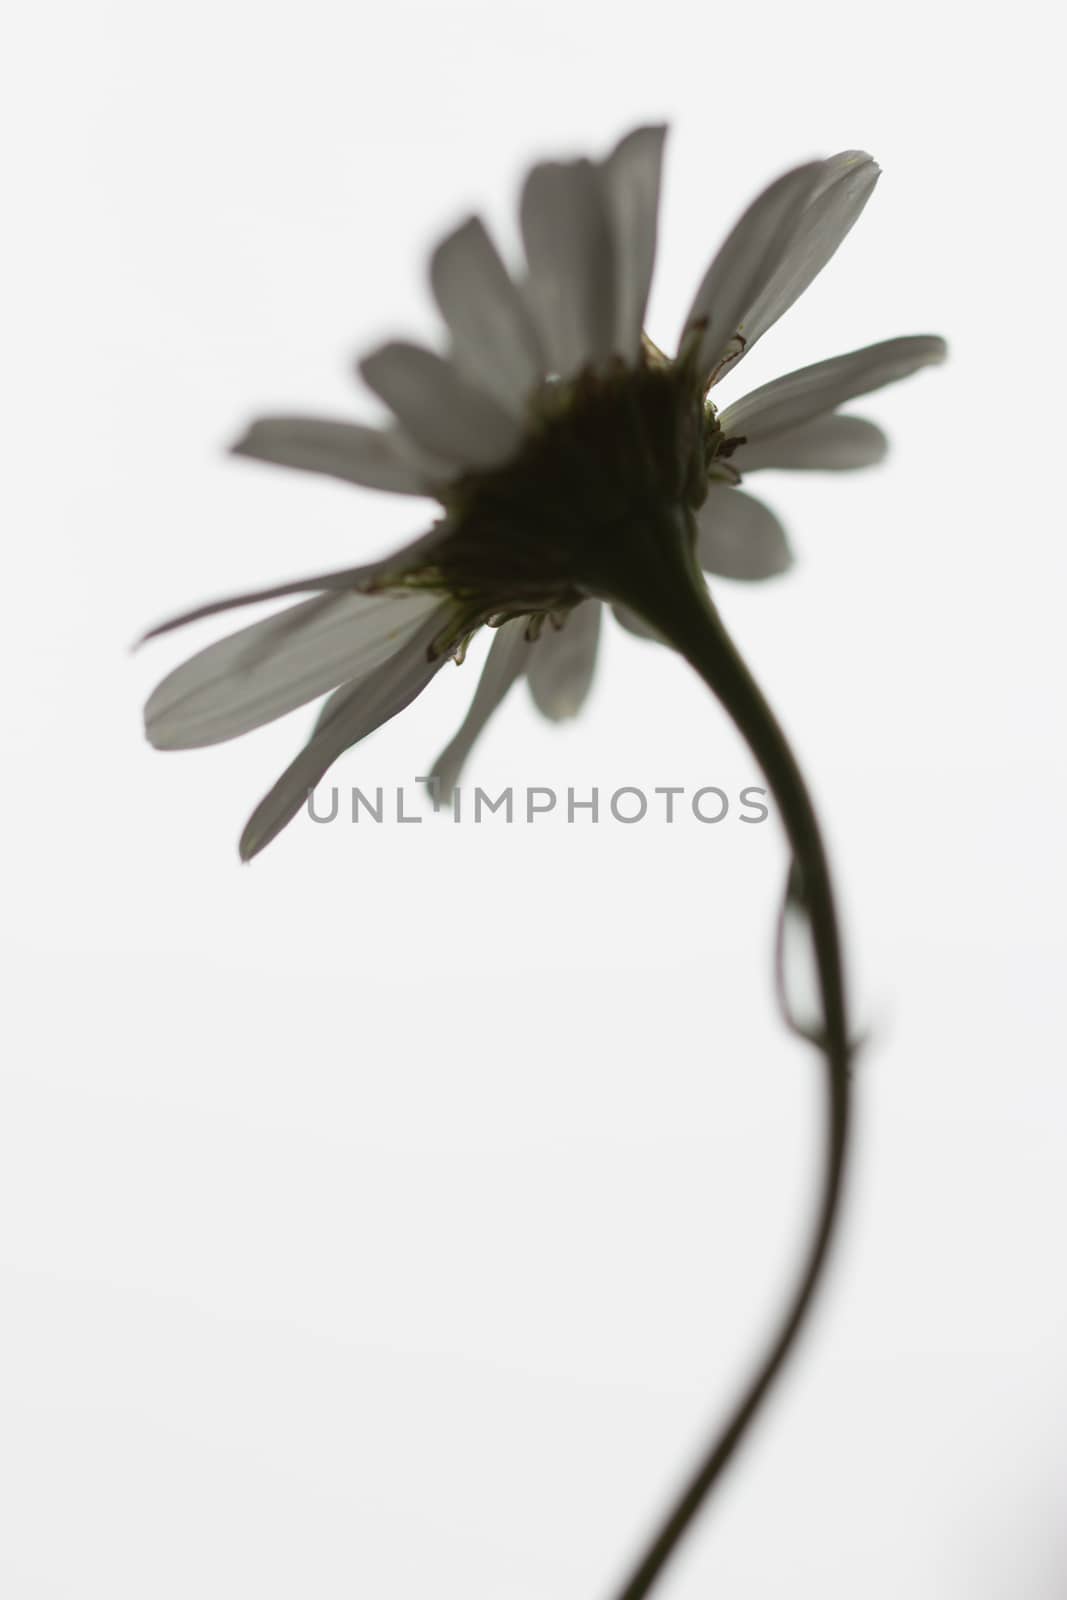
left=607, top=547, right=853, bottom=1600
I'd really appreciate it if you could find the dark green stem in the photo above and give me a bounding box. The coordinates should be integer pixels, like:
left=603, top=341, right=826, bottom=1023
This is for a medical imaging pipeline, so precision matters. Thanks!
left=605, top=522, right=853, bottom=1600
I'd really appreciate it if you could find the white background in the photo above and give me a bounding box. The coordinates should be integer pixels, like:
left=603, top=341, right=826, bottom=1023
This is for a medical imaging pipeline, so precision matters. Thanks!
left=3, top=2, right=1065, bottom=1596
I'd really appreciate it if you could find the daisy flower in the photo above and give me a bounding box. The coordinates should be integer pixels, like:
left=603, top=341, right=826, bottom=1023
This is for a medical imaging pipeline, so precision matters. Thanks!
left=139, top=124, right=946, bottom=1600
left=142, top=126, right=944, bottom=861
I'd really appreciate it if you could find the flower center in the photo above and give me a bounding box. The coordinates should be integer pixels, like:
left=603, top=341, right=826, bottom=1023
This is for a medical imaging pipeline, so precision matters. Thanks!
left=424, top=360, right=714, bottom=615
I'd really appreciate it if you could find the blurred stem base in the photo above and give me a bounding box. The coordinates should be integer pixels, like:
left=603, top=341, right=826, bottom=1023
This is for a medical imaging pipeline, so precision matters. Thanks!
left=604, top=515, right=853, bottom=1600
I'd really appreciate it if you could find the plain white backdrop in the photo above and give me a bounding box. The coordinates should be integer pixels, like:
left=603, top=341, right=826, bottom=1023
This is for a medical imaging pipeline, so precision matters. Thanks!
left=3, top=1, right=1065, bottom=1596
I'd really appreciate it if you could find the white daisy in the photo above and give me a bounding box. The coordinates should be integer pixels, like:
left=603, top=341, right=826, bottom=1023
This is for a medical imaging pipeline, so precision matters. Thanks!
left=142, top=125, right=945, bottom=858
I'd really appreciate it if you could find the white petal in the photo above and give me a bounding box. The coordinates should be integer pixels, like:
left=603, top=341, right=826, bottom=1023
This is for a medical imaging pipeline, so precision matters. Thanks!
left=694, top=487, right=793, bottom=581
left=239, top=605, right=451, bottom=861
left=230, top=416, right=441, bottom=494
left=600, top=124, right=667, bottom=363
left=730, top=412, right=887, bottom=473
left=720, top=335, right=947, bottom=442
left=360, top=340, right=523, bottom=470
left=679, top=162, right=824, bottom=383
left=526, top=601, right=602, bottom=720
left=520, top=159, right=615, bottom=377
left=428, top=618, right=532, bottom=800
left=724, top=152, right=880, bottom=372
left=145, top=589, right=442, bottom=750
left=612, top=603, right=661, bottom=641
left=430, top=216, right=546, bottom=415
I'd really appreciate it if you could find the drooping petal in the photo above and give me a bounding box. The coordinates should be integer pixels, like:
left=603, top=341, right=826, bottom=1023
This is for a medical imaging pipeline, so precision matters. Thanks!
left=729, top=412, right=888, bottom=473
left=720, top=335, right=947, bottom=442
left=679, top=161, right=824, bottom=384
left=694, top=486, right=793, bottom=581
left=430, top=216, right=546, bottom=416
left=520, top=159, right=616, bottom=377
left=427, top=617, right=532, bottom=801
left=239, top=605, right=452, bottom=861
left=599, top=124, right=667, bottom=364
left=611, top=603, right=661, bottom=641
left=137, top=526, right=450, bottom=643
left=144, top=589, right=443, bottom=750
left=774, top=863, right=823, bottom=1044
left=230, top=416, right=443, bottom=494
left=715, top=152, right=880, bottom=380
left=526, top=601, right=602, bottom=720
left=360, top=340, right=523, bottom=469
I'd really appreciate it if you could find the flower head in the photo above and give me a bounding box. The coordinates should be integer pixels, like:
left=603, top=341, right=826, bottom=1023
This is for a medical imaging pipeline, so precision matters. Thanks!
left=142, top=126, right=945, bottom=857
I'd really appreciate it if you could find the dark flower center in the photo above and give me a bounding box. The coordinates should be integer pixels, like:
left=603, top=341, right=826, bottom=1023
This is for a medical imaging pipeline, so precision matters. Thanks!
left=421, top=359, right=718, bottom=617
